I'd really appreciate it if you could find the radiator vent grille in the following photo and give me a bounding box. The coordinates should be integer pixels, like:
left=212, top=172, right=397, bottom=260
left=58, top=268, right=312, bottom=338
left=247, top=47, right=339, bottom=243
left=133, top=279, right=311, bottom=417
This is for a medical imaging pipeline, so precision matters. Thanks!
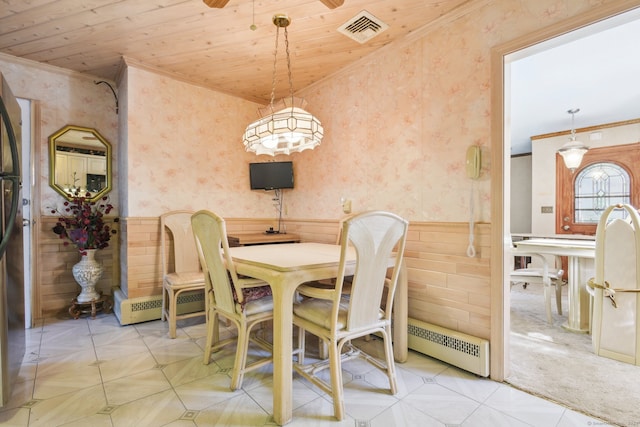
left=131, top=299, right=162, bottom=312
left=408, top=324, right=481, bottom=358
left=129, top=292, right=203, bottom=312
left=177, top=292, right=204, bottom=304
left=114, top=288, right=205, bottom=325
left=338, top=10, right=388, bottom=44
left=407, top=318, right=490, bottom=377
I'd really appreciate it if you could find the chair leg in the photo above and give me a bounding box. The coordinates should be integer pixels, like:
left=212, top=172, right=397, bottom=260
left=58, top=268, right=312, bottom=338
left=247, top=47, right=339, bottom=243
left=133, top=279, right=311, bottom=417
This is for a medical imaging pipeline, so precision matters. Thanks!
left=203, top=310, right=215, bottom=365
left=169, top=289, right=179, bottom=338
left=318, top=339, right=328, bottom=359
left=329, top=340, right=345, bottom=421
left=297, top=327, right=306, bottom=364
left=543, top=284, right=553, bottom=324
left=211, top=313, right=219, bottom=347
left=382, top=328, right=397, bottom=394
left=161, top=285, right=168, bottom=322
left=555, top=281, right=563, bottom=315
left=230, top=320, right=250, bottom=391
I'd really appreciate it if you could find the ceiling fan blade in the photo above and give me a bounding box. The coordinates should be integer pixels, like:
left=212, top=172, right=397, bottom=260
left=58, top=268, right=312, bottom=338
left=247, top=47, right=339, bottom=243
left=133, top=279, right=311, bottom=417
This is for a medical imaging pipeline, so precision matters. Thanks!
left=202, top=0, right=230, bottom=8
left=319, top=0, right=345, bottom=8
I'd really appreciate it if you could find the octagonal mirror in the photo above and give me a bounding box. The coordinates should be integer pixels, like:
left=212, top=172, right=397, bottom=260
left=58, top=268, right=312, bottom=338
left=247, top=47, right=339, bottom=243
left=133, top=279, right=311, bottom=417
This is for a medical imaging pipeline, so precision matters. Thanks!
left=48, top=125, right=112, bottom=202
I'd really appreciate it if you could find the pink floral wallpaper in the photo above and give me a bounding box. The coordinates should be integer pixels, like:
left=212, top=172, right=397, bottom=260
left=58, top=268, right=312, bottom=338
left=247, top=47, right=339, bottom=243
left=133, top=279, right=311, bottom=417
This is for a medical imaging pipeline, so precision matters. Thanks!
left=291, top=0, right=621, bottom=222
left=123, top=31, right=479, bottom=221
left=1, top=0, right=627, bottom=224
left=124, top=0, right=625, bottom=223
left=124, top=66, right=271, bottom=218
left=0, top=54, right=119, bottom=215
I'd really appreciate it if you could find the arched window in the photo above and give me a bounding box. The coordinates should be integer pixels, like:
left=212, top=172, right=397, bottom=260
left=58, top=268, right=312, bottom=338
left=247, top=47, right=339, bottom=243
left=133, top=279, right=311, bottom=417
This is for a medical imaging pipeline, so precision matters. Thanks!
left=556, top=142, right=639, bottom=235
left=574, top=162, right=631, bottom=223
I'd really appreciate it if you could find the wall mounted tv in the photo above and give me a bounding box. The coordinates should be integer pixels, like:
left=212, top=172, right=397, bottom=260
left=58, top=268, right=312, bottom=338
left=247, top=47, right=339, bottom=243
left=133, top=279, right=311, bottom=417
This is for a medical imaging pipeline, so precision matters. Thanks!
left=249, top=161, right=294, bottom=190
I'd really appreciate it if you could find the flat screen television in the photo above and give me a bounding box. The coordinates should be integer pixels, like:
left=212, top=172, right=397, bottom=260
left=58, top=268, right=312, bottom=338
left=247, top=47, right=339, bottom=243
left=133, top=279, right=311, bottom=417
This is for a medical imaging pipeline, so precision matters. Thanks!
left=249, top=161, right=294, bottom=190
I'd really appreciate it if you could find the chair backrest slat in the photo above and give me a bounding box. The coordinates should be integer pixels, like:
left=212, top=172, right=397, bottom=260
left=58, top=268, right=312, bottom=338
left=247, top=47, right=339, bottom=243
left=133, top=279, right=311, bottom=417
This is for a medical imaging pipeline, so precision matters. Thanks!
left=191, top=210, right=238, bottom=314
left=337, top=211, right=408, bottom=332
left=161, top=211, right=201, bottom=276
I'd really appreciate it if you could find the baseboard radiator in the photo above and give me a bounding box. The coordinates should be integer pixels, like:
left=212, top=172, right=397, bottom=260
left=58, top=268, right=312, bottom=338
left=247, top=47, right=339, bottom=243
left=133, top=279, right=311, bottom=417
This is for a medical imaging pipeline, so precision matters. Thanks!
left=407, top=317, right=490, bottom=377
left=113, top=287, right=205, bottom=325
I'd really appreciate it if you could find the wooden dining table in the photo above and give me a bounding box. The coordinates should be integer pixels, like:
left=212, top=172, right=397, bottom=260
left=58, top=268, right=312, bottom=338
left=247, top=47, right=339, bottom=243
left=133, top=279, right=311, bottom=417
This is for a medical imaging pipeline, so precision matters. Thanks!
left=228, top=242, right=408, bottom=425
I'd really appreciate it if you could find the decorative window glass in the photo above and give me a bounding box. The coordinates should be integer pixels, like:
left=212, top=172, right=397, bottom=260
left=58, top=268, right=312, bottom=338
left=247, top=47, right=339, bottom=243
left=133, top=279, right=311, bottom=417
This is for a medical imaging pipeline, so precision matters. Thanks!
left=574, top=162, right=630, bottom=223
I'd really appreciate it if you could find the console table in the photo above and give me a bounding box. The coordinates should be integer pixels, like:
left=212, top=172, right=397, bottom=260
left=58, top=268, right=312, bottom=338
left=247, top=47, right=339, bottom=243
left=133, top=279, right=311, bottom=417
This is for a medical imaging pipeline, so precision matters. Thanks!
left=227, top=232, right=300, bottom=247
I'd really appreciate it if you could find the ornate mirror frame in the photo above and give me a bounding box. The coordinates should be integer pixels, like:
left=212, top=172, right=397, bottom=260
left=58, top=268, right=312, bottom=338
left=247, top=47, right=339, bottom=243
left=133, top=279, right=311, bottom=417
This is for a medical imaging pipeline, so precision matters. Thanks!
left=48, top=125, right=112, bottom=202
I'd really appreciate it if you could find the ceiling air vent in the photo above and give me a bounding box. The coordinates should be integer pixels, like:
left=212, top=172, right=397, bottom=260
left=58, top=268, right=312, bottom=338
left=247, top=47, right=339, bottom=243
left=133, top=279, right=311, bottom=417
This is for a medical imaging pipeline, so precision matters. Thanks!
left=337, top=10, right=388, bottom=44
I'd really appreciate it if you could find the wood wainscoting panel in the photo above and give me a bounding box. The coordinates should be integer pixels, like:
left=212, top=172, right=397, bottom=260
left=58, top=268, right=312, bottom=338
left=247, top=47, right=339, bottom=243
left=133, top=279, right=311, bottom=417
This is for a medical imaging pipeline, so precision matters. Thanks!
left=283, top=219, right=492, bottom=341
left=37, top=214, right=491, bottom=340
left=121, top=216, right=278, bottom=300
left=120, top=216, right=161, bottom=299
left=406, top=222, right=492, bottom=340
left=37, top=216, right=119, bottom=318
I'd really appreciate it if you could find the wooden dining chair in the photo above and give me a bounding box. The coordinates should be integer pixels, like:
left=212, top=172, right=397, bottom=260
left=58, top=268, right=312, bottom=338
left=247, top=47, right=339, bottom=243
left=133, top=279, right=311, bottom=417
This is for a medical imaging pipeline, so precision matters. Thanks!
left=298, top=211, right=375, bottom=359
left=292, top=210, right=409, bottom=420
left=299, top=212, right=357, bottom=292
left=510, top=246, right=565, bottom=325
left=590, top=203, right=640, bottom=365
left=160, top=210, right=206, bottom=339
left=191, top=210, right=275, bottom=390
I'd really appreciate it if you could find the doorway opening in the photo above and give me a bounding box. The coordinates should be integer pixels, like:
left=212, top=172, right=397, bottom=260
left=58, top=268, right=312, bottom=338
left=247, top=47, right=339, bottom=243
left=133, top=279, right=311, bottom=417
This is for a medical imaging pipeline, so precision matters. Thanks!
left=497, top=5, right=640, bottom=424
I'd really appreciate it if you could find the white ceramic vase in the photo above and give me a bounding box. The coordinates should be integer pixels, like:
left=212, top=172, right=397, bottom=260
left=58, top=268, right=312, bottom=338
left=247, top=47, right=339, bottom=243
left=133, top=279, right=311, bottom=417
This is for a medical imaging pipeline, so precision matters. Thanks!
left=72, top=249, right=103, bottom=303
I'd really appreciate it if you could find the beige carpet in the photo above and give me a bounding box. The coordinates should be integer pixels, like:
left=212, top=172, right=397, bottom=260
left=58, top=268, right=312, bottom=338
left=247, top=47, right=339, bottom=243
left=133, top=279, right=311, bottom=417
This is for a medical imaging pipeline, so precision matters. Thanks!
left=507, top=283, right=639, bottom=427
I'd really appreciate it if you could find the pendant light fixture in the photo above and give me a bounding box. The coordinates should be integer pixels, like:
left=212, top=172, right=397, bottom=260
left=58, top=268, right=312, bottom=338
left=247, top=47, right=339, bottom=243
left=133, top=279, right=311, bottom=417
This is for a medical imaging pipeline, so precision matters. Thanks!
left=557, top=108, right=589, bottom=172
left=243, top=14, right=323, bottom=156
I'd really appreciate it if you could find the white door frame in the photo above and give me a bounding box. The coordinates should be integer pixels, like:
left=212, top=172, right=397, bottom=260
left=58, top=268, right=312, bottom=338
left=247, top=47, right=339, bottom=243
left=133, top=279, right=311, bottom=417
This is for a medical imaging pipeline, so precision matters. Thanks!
left=17, top=98, right=32, bottom=328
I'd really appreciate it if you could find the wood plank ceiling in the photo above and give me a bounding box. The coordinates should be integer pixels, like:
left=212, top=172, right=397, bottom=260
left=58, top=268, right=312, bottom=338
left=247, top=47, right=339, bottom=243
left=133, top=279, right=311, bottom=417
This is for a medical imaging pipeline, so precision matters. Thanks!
left=0, top=0, right=470, bottom=103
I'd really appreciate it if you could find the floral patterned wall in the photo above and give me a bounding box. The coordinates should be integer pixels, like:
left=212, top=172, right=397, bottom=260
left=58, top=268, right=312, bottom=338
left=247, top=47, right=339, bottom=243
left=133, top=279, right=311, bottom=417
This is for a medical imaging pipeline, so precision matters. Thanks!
left=122, top=0, right=630, bottom=223
left=0, top=54, right=119, bottom=215
left=2, top=0, right=630, bottom=225
left=291, top=0, right=629, bottom=223
left=124, top=65, right=288, bottom=218
left=122, top=37, right=486, bottom=222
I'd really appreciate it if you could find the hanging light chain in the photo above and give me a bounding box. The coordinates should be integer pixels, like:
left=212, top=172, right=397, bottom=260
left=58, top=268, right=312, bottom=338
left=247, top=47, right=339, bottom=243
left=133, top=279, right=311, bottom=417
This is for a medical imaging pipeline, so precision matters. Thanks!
left=250, top=0, right=256, bottom=30
left=284, top=25, right=295, bottom=107
left=268, top=25, right=281, bottom=115
left=568, top=108, right=580, bottom=140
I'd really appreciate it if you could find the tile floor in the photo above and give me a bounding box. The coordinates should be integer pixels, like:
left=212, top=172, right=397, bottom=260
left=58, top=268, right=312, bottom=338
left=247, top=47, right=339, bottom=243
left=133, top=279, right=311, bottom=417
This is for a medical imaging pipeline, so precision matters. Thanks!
left=0, top=312, right=608, bottom=427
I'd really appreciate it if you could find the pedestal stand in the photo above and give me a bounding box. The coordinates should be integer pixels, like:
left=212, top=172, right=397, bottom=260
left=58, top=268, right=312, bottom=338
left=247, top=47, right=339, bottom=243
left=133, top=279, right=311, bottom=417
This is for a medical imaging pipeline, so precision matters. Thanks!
left=69, top=292, right=112, bottom=319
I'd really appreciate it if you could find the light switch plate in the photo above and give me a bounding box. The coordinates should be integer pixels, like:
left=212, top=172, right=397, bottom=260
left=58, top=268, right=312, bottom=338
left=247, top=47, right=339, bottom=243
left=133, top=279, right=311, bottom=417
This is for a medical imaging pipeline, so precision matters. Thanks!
left=541, top=206, right=553, bottom=214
